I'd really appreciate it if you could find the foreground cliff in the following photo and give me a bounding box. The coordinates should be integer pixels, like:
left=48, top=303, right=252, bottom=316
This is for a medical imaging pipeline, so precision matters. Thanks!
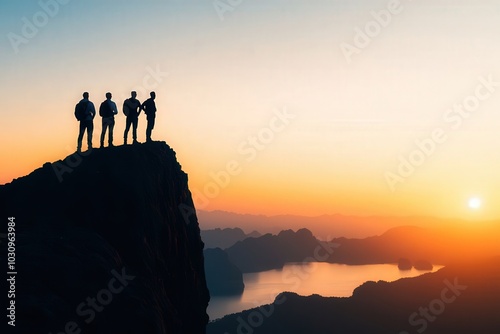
left=0, top=142, right=209, bottom=334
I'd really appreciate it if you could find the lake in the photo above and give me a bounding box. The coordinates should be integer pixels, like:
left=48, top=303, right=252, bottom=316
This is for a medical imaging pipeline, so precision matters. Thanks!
left=208, top=262, right=443, bottom=320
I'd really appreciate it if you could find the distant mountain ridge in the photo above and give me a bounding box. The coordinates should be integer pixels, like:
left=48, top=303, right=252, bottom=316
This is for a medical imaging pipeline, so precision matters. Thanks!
left=197, top=209, right=487, bottom=239
left=226, top=229, right=322, bottom=273
left=201, top=227, right=261, bottom=249
left=223, top=225, right=500, bottom=273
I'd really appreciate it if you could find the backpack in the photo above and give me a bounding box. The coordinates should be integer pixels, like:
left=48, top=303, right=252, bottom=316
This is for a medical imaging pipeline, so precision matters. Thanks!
left=74, top=101, right=89, bottom=121
left=99, top=101, right=113, bottom=118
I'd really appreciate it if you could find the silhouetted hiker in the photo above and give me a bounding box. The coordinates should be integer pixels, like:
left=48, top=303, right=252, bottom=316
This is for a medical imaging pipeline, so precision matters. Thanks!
left=123, top=91, right=142, bottom=145
left=99, top=92, right=118, bottom=148
left=141, top=91, right=157, bottom=142
left=75, top=92, right=96, bottom=152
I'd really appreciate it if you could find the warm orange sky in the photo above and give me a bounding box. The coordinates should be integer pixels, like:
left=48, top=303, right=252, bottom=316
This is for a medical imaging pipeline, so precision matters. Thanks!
left=2, top=1, right=500, bottom=220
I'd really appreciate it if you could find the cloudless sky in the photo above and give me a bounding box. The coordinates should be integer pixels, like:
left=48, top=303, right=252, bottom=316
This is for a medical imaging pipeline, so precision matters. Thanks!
left=2, top=0, right=500, bottom=220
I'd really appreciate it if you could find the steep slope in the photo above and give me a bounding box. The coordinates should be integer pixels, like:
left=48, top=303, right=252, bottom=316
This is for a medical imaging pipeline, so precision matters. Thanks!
left=0, top=142, right=209, bottom=334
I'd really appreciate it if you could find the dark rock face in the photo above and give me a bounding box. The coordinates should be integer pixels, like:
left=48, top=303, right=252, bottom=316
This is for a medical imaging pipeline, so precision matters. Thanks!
left=204, top=248, right=244, bottom=296
left=0, top=142, right=209, bottom=334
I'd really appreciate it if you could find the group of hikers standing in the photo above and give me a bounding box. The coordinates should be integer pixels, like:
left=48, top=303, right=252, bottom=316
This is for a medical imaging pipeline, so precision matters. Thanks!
left=75, top=91, right=157, bottom=152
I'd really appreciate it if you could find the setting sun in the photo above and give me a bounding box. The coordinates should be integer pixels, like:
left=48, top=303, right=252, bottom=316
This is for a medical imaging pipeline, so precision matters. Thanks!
left=468, top=197, right=482, bottom=210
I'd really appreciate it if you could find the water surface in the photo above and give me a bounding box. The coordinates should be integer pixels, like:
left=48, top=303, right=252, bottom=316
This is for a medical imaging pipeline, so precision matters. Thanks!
left=208, top=262, right=443, bottom=320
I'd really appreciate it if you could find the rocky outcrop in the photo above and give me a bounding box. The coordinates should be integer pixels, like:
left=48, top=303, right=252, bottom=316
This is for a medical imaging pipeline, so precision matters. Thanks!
left=0, top=142, right=209, bottom=334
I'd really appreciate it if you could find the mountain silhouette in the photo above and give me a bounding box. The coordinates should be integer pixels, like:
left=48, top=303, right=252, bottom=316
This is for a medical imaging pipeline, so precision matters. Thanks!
left=226, top=229, right=322, bottom=273
left=0, top=142, right=209, bottom=334
left=222, top=225, right=500, bottom=273
left=328, top=225, right=500, bottom=265
left=201, top=228, right=261, bottom=249
left=197, top=210, right=476, bottom=238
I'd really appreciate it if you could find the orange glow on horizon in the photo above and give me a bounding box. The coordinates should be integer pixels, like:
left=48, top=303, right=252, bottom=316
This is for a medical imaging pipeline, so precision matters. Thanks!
left=2, top=140, right=500, bottom=222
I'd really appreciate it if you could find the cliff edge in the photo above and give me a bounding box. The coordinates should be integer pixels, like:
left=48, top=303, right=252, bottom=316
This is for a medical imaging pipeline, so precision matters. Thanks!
left=0, top=142, right=209, bottom=334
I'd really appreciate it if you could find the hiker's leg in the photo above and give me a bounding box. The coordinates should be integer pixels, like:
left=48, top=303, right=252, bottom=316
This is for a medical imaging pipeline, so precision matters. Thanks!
left=124, top=118, right=131, bottom=142
left=109, top=118, right=115, bottom=145
left=77, top=121, right=85, bottom=151
left=87, top=121, right=94, bottom=149
left=100, top=119, right=107, bottom=147
left=147, top=116, right=155, bottom=141
left=146, top=120, right=152, bottom=142
left=132, top=118, right=138, bottom=141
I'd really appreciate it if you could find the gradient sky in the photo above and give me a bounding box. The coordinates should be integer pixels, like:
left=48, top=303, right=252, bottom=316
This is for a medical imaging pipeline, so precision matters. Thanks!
left=2, top=0, right=500, bottom=220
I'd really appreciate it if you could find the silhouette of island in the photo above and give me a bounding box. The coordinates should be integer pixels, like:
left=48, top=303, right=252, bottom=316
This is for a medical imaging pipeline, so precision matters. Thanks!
left=398, top=258, right=413, bottom=270
left=414, top=259, right=434, bottom=271
left=0, top=142, right=209, bottom=334
left=226, top=229, right=321, bottom=273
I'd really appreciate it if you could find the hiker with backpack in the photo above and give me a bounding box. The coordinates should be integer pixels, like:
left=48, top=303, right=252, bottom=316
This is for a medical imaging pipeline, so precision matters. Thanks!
left=99, top=92, right=118, bottom=148
left=123, top=91, right=142, bottom=145
left=75, top=92, right=96, bottom=152
left=141, top=91, right=157, bottom=143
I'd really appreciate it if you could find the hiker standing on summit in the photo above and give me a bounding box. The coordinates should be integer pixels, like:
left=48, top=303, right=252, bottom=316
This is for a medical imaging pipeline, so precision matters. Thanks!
left=141, top=91, right=157, bottom=143
left=75, top=92, right=96, bottom=152
left=123, top=91, right=142, bottom=145
left=99, top=92, right=118, bottom=148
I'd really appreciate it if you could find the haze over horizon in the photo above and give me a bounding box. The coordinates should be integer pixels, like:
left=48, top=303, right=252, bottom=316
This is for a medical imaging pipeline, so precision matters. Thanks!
left=2, top=0, right=500, bottom=221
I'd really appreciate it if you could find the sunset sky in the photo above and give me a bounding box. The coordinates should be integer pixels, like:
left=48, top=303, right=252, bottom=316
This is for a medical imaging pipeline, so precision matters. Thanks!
left=2, top=0, right=500, bottom=220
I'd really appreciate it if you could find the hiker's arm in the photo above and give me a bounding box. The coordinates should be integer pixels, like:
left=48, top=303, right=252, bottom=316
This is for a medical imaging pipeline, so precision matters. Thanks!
left=137, top=101, right=142, bottom=115
left=89, top=102, right=96, bottom=117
